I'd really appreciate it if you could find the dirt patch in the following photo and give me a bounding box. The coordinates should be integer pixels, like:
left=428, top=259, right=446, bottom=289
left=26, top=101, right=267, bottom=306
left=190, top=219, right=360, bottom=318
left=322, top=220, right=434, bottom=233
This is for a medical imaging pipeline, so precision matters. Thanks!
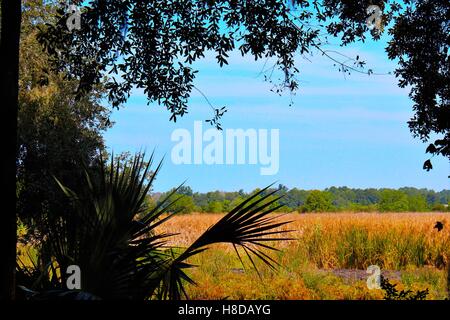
left=330, top=269, right=401, bottom=284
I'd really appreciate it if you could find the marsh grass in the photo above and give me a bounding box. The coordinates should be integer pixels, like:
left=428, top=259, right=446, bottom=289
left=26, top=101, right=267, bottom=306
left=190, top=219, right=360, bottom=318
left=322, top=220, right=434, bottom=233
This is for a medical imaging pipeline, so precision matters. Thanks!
left=157, top=212, right=450, bottom=299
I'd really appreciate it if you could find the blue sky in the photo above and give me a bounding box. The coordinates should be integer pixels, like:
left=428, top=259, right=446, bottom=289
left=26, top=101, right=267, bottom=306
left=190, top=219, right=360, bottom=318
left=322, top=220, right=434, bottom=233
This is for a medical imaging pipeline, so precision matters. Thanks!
left=104, top=35, right=449, bottom=193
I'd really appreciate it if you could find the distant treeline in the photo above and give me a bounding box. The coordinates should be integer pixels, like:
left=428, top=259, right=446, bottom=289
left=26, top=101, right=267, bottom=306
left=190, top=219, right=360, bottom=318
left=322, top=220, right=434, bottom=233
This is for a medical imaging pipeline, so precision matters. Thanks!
left=147, top=186, right=450, bottom=214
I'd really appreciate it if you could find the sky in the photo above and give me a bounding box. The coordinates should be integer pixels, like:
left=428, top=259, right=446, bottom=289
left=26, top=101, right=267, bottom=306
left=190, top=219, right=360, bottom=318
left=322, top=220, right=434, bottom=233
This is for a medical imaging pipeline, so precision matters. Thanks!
left=103, top=33, right=449, bottom=193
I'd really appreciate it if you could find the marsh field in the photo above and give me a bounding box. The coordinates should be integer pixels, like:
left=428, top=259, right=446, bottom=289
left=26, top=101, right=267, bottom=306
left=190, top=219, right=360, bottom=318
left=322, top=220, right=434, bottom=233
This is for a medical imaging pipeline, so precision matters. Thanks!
left=157, top=212, right=450, bottom=300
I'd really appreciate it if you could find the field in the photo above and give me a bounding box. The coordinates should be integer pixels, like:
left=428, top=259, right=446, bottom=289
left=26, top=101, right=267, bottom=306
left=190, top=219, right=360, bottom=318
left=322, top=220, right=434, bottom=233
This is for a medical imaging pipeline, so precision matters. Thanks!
left=157, top=212, right=450, bottom=300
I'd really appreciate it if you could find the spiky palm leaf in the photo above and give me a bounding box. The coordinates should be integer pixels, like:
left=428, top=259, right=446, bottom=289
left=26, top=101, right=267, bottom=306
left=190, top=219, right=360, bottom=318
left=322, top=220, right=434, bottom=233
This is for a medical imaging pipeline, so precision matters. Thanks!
left=17, top=153, right=293, bottom=300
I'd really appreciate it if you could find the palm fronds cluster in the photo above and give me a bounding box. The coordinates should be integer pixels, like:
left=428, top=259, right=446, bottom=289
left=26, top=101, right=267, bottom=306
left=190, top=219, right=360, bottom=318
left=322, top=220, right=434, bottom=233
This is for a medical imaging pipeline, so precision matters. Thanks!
left=17, top=153, right=292, bottom=300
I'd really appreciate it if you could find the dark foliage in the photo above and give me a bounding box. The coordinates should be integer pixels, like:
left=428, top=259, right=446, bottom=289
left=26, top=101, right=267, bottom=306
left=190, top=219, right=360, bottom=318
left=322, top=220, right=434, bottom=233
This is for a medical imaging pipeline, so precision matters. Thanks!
left=380, top=275, right=429, bottom=300
left=38, top=0, right=316, bottom=125
left=434, top=221, right=444, bottom=232
left=16, top=153, right=292, bottom=300
left=386, top=0, right=449, bottom=173
left=37, top=0, right=449, bottom=170
left=17, top=0, right=112, bottom=224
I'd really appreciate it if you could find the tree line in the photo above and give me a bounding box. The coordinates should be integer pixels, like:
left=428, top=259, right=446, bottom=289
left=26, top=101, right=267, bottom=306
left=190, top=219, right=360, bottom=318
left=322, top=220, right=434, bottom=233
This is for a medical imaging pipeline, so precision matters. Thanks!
left=151, top=186, right=450, bottom=214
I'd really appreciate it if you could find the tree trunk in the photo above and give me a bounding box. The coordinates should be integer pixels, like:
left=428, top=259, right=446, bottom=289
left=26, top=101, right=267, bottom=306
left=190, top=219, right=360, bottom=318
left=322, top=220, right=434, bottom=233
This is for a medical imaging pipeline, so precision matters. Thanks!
left=0, top=0, right=21, bottom=300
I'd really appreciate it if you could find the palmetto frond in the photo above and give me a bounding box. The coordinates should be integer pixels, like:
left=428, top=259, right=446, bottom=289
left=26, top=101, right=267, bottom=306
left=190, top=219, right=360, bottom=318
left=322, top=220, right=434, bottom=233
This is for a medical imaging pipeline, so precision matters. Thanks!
left=17, top=153, right=293, bottom=300
left=157, top=186, right=294, bottom=299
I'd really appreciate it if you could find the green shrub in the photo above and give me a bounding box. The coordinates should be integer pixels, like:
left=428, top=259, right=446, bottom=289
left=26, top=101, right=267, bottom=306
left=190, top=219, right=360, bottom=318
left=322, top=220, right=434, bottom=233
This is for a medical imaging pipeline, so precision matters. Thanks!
left=301, top=190, right=335, bottom=213
left=378, top=190, right=409, bottom=212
